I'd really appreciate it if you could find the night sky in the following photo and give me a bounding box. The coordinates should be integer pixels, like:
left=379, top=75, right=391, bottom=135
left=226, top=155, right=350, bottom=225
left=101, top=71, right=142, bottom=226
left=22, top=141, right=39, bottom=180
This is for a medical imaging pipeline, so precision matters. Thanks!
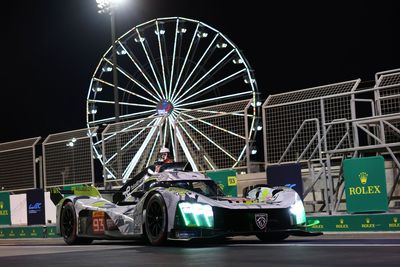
left=1, top=0, right=399, bottom=144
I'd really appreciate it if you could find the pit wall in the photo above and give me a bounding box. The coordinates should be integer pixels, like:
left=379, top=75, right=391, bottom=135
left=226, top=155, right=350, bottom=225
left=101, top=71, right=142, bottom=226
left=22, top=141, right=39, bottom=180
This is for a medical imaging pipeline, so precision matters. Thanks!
left=0, top=191, right=57, bottom=239
left=0, top=191, right=58, bottom=239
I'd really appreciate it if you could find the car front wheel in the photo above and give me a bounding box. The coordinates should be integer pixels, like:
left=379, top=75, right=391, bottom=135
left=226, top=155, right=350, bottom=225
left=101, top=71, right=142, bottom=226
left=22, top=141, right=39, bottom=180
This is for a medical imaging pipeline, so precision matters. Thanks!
left=60, top=202, right=93, bottom=245
left=144, top=193, right=168, bottom=245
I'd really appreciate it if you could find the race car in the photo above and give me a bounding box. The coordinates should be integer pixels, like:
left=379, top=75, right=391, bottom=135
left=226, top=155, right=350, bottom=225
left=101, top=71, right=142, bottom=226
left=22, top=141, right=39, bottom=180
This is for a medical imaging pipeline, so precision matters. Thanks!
left=50, top=162, right=321, bottom=245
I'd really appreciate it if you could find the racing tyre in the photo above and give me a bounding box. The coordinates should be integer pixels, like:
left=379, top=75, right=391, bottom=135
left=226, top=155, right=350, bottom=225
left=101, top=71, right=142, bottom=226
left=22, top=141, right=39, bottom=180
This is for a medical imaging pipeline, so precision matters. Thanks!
left=144, top=193, right=168, bottom=245
left=256, top=232, right=289, bottom=242
left=61, top=202, right=93, bottom=245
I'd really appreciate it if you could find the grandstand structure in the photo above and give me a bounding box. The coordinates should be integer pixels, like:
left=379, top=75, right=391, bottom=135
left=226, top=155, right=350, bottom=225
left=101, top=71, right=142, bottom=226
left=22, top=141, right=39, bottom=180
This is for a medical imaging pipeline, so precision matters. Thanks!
left=263, top=68, right=400, bottom=214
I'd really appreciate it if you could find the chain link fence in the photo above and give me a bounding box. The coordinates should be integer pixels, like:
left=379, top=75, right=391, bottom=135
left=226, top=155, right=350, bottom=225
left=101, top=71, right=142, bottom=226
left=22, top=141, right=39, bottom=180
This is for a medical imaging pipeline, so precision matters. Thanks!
left=0, top=137, right=41, bottom=192
left=42, top=128, right=97, bottom=189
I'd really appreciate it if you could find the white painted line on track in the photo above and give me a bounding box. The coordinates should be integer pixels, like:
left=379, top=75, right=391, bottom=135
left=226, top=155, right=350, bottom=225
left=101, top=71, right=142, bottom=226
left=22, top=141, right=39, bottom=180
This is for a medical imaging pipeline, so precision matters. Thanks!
left=229, top=243, right=400, bottom=247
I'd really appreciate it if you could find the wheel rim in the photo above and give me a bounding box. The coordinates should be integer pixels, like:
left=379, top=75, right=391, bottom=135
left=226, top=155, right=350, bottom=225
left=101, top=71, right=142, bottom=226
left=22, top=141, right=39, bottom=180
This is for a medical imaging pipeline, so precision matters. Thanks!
left=62, top=207, right=74, bottom=238
left=146, top=200, right=165, bottom=238
left=87, top=17, right=259, bottom=181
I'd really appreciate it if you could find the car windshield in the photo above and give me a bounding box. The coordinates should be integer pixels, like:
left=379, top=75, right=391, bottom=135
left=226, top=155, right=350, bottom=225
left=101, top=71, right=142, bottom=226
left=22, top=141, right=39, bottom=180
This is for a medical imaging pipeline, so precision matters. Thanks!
left=144, top=180, right=225, bottom=197
left=147, top=162, right=192, bottom=173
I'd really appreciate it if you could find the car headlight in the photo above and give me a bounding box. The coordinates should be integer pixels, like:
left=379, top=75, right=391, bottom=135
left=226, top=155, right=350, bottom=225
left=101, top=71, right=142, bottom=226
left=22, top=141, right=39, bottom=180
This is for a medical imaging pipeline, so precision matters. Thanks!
left=178, top=202, right=214, bottom=228
left=289, top=195, right=306, bottom=225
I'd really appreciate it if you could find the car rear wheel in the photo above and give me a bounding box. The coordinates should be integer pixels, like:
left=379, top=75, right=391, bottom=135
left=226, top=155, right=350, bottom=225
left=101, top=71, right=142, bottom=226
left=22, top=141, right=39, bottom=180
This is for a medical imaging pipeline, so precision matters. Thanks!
left=61, top=202, right=93, bottom=245
left=256, top=232, right=289, bottom=242
left=144, top=193, right=168, bottom=245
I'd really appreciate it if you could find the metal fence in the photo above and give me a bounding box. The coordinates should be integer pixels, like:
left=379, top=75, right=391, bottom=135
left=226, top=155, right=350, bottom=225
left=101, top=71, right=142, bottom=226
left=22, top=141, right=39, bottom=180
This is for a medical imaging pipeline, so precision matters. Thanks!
left=375, top=70, right=400, bottom=145
left=42, top=128, right=97, bottom=189
left=263, top=80, right=360, bottom=164
left=0, top=137, right=41, bottom=192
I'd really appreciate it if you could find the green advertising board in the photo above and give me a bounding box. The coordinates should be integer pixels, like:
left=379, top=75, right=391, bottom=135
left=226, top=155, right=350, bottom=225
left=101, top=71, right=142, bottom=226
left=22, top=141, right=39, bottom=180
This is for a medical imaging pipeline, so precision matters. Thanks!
left=206, top=169, right=237, bottom=197
left=46, top=226, right=59, bottom=238
left=0, top=192, right=11, bottom=225
left=307, top=213, right=400, bottom=232
left=343, top=156, right=388, bottom=213
left=0, top=226, right=45, bottom=239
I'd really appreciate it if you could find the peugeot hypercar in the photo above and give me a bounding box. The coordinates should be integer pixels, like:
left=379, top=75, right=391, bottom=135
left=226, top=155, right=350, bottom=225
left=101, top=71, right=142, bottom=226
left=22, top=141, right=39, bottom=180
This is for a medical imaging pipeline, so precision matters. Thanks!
left=51, top=162, right=321, bottom=245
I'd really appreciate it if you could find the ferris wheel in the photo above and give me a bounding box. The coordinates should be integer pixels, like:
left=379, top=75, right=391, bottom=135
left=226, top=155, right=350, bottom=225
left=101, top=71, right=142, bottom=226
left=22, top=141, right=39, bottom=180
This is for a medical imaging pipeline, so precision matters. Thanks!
left=87, top=17, right=259, bottom=181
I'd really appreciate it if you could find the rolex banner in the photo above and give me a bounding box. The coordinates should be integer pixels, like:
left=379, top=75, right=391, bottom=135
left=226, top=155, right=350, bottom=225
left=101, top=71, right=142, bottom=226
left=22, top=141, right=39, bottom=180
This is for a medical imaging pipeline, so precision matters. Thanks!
left=26, top=189, right=46, bottom=225
left=343, top=156, right=388, bottom=213
left=0, top=192, right=11, bottom=225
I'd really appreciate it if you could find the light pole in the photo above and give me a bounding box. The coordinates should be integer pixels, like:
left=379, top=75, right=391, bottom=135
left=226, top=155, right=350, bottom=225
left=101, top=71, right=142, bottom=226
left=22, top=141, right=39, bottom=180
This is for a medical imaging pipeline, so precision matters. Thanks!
left=96, top=0, right=123, bottom=185
left=96, top=0, right=121, bottom=123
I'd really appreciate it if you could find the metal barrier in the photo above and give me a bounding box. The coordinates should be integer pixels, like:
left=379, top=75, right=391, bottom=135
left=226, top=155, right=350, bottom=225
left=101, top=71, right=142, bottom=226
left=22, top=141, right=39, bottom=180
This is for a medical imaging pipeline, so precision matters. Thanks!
left=42, top=128, right=97, bottom=189
left=0, top=137, right=41, bottom=192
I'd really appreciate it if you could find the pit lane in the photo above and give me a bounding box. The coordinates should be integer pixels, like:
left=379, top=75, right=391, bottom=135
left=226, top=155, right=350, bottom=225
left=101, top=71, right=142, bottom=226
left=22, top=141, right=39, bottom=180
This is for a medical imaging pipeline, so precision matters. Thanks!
left=1, top=233, right=399, bottom=266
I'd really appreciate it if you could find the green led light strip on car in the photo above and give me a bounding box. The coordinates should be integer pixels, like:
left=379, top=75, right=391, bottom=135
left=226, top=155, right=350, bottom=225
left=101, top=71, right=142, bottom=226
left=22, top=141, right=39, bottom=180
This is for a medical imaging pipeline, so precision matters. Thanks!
left=178, top=202, right=214, bottom=228
left=289, top=195, right=307, bottom=225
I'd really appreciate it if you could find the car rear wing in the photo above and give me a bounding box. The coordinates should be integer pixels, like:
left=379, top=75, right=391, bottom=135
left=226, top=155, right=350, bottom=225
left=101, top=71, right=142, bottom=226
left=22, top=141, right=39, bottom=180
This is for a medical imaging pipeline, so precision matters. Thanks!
left=49, top=185, right=108, bottom=205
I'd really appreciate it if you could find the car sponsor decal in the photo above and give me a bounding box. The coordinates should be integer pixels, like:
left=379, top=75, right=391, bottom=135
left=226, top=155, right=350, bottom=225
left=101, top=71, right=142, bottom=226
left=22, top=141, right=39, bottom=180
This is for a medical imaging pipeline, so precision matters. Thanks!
left=92, top=211, right=105, bottom=234
left=255, top=213, right=268, bottom=230
left=227, top=176, right=237, bottom=186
